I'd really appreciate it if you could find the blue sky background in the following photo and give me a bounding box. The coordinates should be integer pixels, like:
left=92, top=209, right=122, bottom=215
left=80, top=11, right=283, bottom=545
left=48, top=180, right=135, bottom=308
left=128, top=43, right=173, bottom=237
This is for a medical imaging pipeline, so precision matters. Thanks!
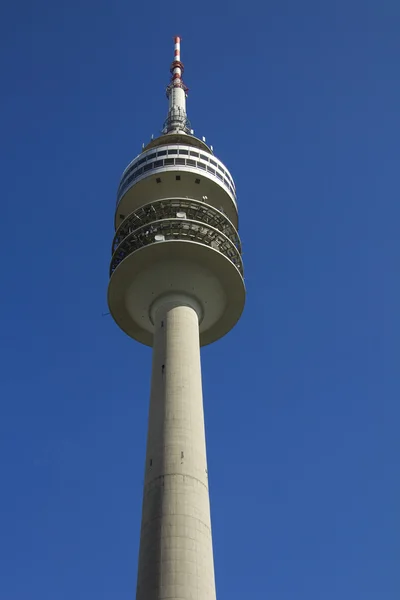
left=1, top=1, right=399, bottom=598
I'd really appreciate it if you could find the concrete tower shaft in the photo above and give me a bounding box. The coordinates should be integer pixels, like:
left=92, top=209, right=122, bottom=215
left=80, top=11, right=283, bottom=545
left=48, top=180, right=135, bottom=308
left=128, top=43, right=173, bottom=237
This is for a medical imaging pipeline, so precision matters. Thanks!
left=107, top=36, right=245, bottom=600
left=137, top=297, right=216, bottom=599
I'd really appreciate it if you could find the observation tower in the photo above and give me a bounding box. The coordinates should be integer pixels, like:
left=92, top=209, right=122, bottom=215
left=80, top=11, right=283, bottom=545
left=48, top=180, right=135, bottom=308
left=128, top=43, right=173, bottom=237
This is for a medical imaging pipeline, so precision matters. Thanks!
left=108, top=37, right=245, bottom=600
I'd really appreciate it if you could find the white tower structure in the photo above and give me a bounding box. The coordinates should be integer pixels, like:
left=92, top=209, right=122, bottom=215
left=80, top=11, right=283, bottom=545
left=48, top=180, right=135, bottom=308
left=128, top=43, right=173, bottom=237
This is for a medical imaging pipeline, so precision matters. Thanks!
left=108, top=36, right=245, bottom=600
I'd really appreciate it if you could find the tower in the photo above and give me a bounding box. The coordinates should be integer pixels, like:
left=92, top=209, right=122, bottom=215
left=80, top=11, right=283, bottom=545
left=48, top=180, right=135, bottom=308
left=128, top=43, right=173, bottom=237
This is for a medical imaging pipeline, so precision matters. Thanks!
left=108, top=37, right=245, bottom=599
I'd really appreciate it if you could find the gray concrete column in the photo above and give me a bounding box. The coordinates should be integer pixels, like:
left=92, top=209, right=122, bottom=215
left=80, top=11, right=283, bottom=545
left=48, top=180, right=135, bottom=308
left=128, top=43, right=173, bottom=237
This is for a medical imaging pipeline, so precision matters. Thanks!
left=135, top=297, right=217, bottom=600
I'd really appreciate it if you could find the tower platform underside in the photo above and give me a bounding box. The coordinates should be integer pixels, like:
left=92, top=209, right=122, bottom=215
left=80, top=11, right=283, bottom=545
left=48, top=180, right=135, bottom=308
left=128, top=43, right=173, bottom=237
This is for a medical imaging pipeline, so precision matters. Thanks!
left=108, top=238, right=245, bottom=346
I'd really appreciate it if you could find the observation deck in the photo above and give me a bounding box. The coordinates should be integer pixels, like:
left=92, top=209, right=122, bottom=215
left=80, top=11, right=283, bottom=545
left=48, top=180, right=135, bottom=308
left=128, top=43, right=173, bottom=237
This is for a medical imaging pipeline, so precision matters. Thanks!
left=115, top=142, right=238, bottom=229
left=108, top=191, right=244, bottom=346
left=111, top=197, right=242, bottom=277
left=109, top=119, right=244, bottom=346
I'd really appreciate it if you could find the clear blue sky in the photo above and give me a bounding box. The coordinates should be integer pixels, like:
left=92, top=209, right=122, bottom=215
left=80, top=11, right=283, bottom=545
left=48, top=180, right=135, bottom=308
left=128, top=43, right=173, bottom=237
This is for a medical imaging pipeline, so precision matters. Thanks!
left=1, top=1, right=399, bottom=598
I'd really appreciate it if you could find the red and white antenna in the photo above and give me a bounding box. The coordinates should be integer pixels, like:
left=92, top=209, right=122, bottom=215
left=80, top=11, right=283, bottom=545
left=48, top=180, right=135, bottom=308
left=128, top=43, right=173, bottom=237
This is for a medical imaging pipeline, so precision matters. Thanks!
left=164, top=36, right=191, bottom=134
left=169, top=36, right=188, bottom=92
left=174, top=36, right=181, bottom=61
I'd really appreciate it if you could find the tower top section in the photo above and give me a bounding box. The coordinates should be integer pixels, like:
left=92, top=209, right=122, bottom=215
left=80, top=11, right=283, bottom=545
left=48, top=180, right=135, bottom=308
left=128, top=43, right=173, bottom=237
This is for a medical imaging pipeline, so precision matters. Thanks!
left=163, top=36, right=192, bottom=135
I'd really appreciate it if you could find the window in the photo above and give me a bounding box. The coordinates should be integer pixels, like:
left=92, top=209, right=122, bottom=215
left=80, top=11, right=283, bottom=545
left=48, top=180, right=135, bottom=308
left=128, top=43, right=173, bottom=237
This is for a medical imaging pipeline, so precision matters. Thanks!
left=186, top=159, right=196, bottom=167
left=224, top=178, right=230, bottom=187
left=210, top=159, right=217, bottom=167
left=200, top=154, right=209, bottom=162
left=216, top=172, right=223, bottom=181
left=190, top=151, right=199, bottom=158
left=154, top=160, right=163, bottom=168
left=122, top=170, right=132, bottom=183
left=125, top=173, right=134, bottom=186
left=175, top=158, right=185, bottom=165
left=156, top=177, right=161, bottom=183
left=195, top=178, right=200, bottom=184
left=138, top=157, right=146, bottom=165
left=179, top=149, right=188, bottom=155
left=144, top=163, right=153, bottom=172
left=158, top=150, right=167, bottom=157
left=197, top=162, right=206, bottom=170
left=136, top=167, right=143, bottom=175
left=164, top=158, right=174, bottom=165
left=176, top=175, right=181, bottom=180
left=217, top=164, right=224, bottom=172
left=207, top=166, right=216, bottom=175
left=168, top=148, right=178, bottom=155
left=148, top=153, right=156, bottom=160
